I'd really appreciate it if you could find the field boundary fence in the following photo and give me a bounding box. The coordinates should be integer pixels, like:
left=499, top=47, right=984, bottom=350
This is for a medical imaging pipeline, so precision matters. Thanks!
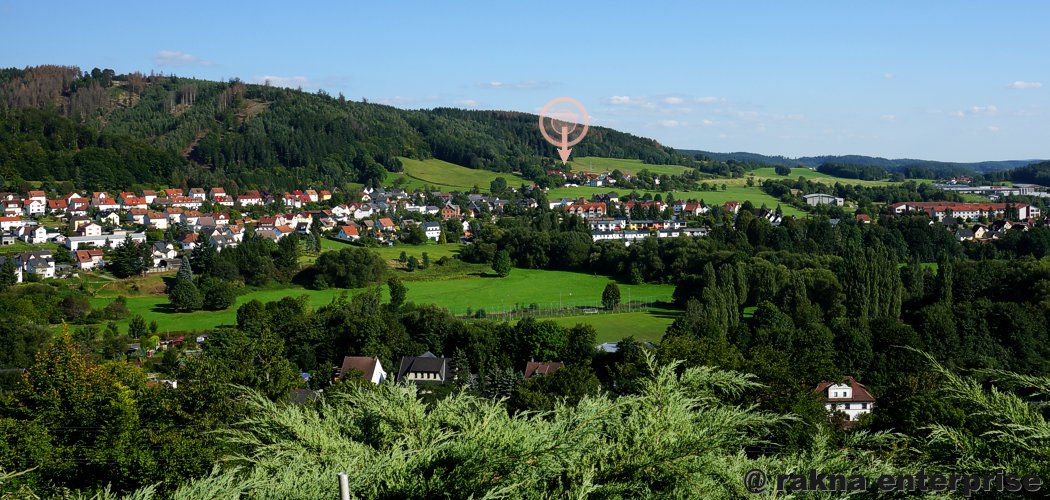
left=449, top=296, right=661, bottom=321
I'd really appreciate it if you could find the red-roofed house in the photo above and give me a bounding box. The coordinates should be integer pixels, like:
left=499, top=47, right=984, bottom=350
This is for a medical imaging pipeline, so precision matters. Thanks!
left=336, top=225, right=360, bottom=241
left=524, top=361, right=565, bottom=379
left=816, top=376, right=876, bottom=424
left=47, top=199, right=68, bottom=214
left=337, top=356, right=387, bottom=384
left=563, top=202, right=607, bottom=219
left=75, top=249, right=105, bottom=270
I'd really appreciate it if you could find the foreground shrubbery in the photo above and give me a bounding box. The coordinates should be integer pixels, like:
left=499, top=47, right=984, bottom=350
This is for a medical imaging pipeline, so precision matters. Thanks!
left=4, top=354, right=1043, bottom=499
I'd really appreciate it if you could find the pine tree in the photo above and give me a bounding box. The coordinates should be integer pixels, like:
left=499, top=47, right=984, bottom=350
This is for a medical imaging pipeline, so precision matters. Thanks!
left=492, top=250, right=511, bottom=278
left=602, top=282, right=621, bottom=310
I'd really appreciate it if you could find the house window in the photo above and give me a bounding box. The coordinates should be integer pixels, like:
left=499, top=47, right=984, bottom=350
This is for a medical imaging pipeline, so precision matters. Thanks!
left=861, top=403, right=868, bottom=410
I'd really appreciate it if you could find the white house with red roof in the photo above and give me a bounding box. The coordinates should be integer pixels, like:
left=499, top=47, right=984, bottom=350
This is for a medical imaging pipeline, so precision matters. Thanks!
left=336, top=225, right=360, bottom=241
left=816, top=376, right=876, bottom=424
left=22, top=198, right=46, bottom=216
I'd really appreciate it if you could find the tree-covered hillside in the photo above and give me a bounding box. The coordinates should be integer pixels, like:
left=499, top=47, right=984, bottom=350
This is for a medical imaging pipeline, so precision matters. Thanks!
left=0, top=65, right=689, bottom=192
left=682, top=149, right=1042, bottom=178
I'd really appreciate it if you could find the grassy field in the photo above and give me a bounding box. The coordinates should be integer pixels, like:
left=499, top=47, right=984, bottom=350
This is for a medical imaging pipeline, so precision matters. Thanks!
left=569, top=157, right=691, bottom=176
left=394, top=157, right=531, bottom=191
left=0, top=241, right=61, bottom=254
left=746, top=167, right=895, bottom=186
left=546, top=185, right=805, bottom=216
left=544, top=308, right=678, bottom=344
left=88, top=267, right=676, bottom=337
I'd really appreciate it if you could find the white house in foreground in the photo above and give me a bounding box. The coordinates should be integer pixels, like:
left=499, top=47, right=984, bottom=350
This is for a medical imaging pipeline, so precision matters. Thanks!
left=816, top=376, right=876, bottom=424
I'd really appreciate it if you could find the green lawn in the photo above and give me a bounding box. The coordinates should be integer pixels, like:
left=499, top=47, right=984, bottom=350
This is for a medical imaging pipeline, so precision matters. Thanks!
left=546, top=185, right=805, bottom=216
left=394, top=157, right=531, bottom=191
left=0, top=241, right=61, bottom=254
left=88, top=268, right=676, bottom=335
left=569, top=157, right=691, bottom=176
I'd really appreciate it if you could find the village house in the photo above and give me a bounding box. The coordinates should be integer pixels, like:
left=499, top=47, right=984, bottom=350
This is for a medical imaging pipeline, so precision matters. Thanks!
left=75, top=249, right=105, bottom=271
left=22, top=198, right=46, bottom=216
left=337, top=356, right=388, bottom=384
left=16, top=251, right=56, bottom=280
left=0, top=216, right=27, bottom=232
left=397, top=352, right=450, bottom=384
left=19, top=225, right=49, bottom=244
left=26, top=190, right=46, bottom=204
left=816, top=376, right=876, bottom=425
left=335, top=225, right=360, bottom=241
left=151, top=242, right=179, bottom=269
left=421, top=221, right=442, bottom=241
left=524, top=361, right=564, bottom=379
left=440, top=203, right=461, bottom=220
left=46, top=199, right=68, bottom=214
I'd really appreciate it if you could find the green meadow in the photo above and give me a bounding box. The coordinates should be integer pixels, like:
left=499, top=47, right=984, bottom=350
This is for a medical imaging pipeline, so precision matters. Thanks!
left=747, top=167, right=895, bottom=186
left=394, top=157, right=531, bottom=191
left=546, top=185, right=805, bottom=216
left=89, top=267, right=677, bottom=338
left=568, top=157, right=692, bottom=176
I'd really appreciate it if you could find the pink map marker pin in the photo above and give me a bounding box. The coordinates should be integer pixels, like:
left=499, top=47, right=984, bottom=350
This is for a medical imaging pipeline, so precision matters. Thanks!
left=539, top=97, right=589, bottom=165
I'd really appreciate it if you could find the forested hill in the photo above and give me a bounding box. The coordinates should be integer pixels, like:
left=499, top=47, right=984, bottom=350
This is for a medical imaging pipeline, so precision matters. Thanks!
left=681, top=149, right=1043, bottom=177
left=0, top=65, right=688, bottom=192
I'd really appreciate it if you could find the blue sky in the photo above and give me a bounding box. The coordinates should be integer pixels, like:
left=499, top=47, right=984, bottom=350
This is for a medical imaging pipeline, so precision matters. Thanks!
left=2, top=1, right=1048, bottom=162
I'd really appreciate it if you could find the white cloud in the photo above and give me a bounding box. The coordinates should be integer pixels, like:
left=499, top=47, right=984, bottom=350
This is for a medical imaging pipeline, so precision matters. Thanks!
left=253, top=75, right=312, bottom=89
left=987, top=125, right=1001, bottom=133
left=153, top=50, right=213, bottom=67
left=701, top=119, right=716, bottom=126
left=971, top=105, right=998, bottom=115
left=950, top=105, right=998, bottom=118
left=881, top=114, right=896, bottom=121
left=1008, top=81, right=1042, bottom=90
left=663, top=96, right=684, bottom=105
left=735, top=110, right=759, bottom=119
left=609, top=95, right=634, bottom=105
left=659, top=119, right=684, bottom=128
left=479, top=80, right=554, bottom=90
left=455, top=99, right=479, bottom=108
left=693, top=96, right=721, bottom=104
left=883, top=72, right=895, bottom=80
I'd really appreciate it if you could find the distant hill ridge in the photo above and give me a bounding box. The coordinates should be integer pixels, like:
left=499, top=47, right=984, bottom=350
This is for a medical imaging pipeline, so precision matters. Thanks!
left=0, top=65, right=688, bottom=192
left=679, top=149, right=1043, bottom=174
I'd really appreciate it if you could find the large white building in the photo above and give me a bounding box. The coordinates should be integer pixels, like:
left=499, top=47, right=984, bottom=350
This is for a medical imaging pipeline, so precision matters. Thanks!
left=889, top=202, right=1040, bottom=221
left=66, top=231, right=147, bottom=251
left=803, top=193, right=845, bottom=206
